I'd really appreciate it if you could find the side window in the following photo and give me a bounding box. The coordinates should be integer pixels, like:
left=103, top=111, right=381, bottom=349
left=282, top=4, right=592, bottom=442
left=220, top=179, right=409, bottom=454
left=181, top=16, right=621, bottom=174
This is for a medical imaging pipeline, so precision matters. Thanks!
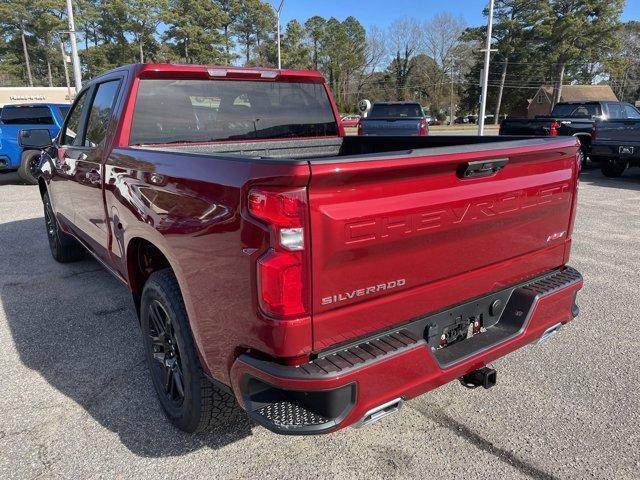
left=63, top=90, right=89, bottom=146
left=57, top=105, right=71, bottom=121
left=84, top=80, right=120, bottom=147
left=624, top=104, right=640, bottom=119
left=607, top=103, right=624, bottom=119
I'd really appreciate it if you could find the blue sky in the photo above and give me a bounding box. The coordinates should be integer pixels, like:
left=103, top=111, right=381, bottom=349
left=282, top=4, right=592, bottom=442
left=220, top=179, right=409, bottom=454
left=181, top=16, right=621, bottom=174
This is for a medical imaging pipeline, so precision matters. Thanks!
left=267, top=0, right=640, bottom=29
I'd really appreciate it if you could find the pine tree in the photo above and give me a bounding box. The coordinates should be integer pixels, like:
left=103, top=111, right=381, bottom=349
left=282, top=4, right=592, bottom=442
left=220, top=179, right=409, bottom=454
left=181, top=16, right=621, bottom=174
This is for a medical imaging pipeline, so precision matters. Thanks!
left=0, top=0, right=34, bottom=86
left=126, top=0, right=167, bottom=63
left=304, top=16, right=326, bottom=70
left=540, top=0, right=624, bottom=105
left=281, top=20, right=310, bottom=69
left=163, top=0, right=225, bottom=64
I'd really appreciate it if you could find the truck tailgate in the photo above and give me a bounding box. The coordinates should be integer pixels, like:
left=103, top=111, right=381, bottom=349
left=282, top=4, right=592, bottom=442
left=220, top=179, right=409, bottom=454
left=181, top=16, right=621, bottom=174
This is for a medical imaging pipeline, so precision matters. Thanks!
left=362, top=119, right=420, bottom=136
left=307, top=138, right=579, bottom=350
left=594, top=119, right=640, bottom=142
left=500, top=119, right=550, bottom=135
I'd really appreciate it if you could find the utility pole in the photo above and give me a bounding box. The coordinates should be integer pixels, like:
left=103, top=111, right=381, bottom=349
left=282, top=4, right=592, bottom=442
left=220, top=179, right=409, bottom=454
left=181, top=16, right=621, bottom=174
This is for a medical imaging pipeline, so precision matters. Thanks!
left=450, top=62, right=455, bottom=126
left=65, top=0, right=82, bottom=92
left=275, top=0, right=284, bottom=69
left=60, top=42, right=72, bottom=102
left=478, top=0, right=495, bottom=136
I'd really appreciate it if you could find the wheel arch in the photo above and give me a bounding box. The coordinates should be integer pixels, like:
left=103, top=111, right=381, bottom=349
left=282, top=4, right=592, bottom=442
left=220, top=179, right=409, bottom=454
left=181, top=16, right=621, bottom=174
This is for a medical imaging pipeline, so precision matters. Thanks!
left=126, top=236, right=174, bottom=317
left=125, top=235, right=212, bottom=378
left=573, top=132, right=592, bottom=148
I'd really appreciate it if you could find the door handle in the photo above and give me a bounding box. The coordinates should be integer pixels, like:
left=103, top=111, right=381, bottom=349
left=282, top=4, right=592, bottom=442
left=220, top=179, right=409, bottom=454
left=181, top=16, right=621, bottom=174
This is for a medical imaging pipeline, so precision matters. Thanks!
left=459, top=158, right=509, bottom=179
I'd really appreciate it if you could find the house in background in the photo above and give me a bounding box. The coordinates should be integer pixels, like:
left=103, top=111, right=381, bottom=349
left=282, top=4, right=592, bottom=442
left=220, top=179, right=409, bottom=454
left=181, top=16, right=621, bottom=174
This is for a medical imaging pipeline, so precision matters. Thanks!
left=527, top=85, right=618, bottom=118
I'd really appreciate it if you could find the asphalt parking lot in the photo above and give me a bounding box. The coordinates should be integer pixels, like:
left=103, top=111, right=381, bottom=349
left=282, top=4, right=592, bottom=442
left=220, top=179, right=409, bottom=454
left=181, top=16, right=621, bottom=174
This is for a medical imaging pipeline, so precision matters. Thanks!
left=1, top=165, right=639, bottom=480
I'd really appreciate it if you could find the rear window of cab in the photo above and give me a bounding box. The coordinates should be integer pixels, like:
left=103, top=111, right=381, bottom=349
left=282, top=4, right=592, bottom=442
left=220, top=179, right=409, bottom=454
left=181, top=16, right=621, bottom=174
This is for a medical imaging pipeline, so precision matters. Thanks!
left=129, top=79, right=338, bottom=145
left=0, top=106, right=54, bottom=125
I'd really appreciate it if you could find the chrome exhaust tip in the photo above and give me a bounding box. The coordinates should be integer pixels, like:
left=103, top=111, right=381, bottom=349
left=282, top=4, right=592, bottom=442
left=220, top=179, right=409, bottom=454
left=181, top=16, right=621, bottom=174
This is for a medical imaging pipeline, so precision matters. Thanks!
left=538, top=323, right=562, bottom=345
left=354, top=398, right=403, bottom=428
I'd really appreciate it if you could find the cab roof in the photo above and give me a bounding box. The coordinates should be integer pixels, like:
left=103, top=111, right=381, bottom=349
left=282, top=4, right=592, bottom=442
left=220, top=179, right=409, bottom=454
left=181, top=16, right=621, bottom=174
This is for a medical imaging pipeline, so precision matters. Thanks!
left=93, top=63, right=327, bottom=84
left=2, top=103, right=68, bottom=108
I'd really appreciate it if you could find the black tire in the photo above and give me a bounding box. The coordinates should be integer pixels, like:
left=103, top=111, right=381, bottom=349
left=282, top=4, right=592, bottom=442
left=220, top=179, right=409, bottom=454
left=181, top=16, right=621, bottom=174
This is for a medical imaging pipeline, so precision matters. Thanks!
left=42, top=192, right=85, bottom=263
left=141, top=269, right=241, bottom=433
left=17, top=150, right=41, bottom=185
left=579, top=145, right=588, bottom=169
left=601, top=160, right=627, bottom=178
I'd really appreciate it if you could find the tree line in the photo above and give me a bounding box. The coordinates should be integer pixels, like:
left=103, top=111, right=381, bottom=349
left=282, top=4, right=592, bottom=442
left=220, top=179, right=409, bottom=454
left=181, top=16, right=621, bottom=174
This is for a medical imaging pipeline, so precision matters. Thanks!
left=460, top=0, right=631, bottom=122
left=0, top=0, right=281, bottom=85
left=0, top=0, right=636, bottom=117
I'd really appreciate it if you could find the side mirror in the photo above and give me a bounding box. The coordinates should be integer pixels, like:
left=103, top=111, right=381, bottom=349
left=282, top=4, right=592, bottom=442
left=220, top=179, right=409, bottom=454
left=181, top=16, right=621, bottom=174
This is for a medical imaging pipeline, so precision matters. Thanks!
left=19, top=128, right=53, bottom=149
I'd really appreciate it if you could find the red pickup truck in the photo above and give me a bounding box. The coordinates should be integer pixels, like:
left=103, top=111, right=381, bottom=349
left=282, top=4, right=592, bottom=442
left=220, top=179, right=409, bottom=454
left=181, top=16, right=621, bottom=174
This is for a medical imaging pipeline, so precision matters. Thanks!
left=23, top=64, right=583, bottom=435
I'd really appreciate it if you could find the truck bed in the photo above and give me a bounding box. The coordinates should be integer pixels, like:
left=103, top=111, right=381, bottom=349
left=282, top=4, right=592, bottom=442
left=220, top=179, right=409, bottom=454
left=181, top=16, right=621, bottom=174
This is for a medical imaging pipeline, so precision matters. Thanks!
left=499, top=116, right=594, bottom=138
left=136, top=135, right=550, bottom=161
left=130, top=134, right=580, bottom=350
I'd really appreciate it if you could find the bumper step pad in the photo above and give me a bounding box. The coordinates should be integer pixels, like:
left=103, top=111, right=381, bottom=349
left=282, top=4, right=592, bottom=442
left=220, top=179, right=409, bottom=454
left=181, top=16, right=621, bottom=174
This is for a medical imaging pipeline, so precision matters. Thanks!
left=521, top=267, right=582, bottom=297
left=256, top=401, right=330, bottom=429
left=299, top=330, right=420, bottom=376
left=237, top=266, right=582, bottom=434
left=305, top=266, right=582, bottom=374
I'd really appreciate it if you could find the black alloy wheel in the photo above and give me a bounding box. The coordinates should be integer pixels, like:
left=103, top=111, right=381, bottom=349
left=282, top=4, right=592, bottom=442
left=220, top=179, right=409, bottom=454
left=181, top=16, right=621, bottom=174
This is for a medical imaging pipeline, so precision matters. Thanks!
left=42, top=192, right=84, bottom=262
left=43, top=193, right=59, bottom=257
left=140, top=269, right=242, bottom=433
left=147, top=300, right=185, bottom=406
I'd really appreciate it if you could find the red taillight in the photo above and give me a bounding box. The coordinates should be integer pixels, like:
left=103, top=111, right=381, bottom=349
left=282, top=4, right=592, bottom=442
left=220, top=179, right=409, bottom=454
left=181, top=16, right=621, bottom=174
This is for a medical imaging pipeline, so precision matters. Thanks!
left=550, top=120, right=559, bottom=137
left=357, top=120, right=363, bottom=136
left=248, top=189, right=305, bottom=228
left=248, top=188, right=309, bottom=318
left=419, top=118, right=428, bottom=136
left=257, top=250, right=307, bottom=317
left=591, top=122, right=597, bottom=141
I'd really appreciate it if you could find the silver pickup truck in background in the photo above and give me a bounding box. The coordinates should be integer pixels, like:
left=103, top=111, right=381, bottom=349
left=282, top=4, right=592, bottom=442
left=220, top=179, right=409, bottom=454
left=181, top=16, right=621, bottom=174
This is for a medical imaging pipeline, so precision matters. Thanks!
left=358, top=102, right=428, bottom=136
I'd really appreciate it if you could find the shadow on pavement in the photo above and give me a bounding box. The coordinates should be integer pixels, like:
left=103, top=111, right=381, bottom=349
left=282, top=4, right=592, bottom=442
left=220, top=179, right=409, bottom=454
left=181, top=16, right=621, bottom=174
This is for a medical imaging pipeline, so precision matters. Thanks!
left=1, top=217, right=253, bottom=457
left=0, top=172, right=29, bottom=186
left=580, top=164, right=640, bottom=192
left=409, top=402, right=560, bottom=480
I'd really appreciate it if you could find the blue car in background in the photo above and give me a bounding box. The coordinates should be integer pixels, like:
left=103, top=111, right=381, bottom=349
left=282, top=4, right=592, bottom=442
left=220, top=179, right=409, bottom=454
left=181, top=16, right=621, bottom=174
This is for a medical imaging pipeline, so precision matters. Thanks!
left=0, top=103, right=70, bottom=184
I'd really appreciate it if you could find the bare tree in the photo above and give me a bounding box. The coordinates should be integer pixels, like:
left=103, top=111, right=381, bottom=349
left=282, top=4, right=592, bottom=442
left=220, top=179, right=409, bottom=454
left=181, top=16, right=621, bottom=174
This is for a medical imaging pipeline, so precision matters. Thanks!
left=423, top=13, right=466, bottom=73
left=609, top=21, right=640, bottom=101
left=422, top=13, right=467, bottom=116
left=386, top=17, right=423, bottom=100
left=353, top=25, right=387, bottom=101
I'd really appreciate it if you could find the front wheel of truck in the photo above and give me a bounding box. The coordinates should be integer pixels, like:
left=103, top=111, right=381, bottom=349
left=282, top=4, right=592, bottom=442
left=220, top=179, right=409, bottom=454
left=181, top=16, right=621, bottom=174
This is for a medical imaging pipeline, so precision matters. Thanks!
left=141, top=269, right=241, bottom=433
left=17, top=150, right=41, bottom=185
left=43, top=192, right=85, bottom=263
